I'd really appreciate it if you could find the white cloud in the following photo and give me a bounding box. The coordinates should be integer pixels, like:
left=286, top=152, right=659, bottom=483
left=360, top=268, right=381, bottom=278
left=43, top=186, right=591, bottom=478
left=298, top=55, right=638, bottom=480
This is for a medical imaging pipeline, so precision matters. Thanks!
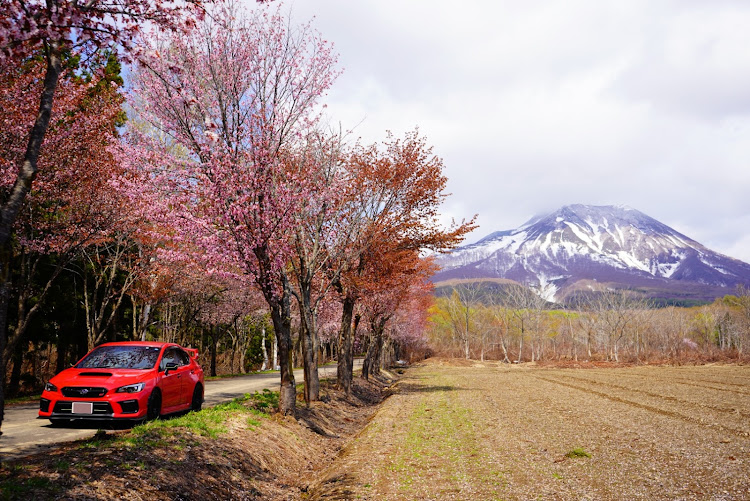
left=284, top=0, right=750, bottom=261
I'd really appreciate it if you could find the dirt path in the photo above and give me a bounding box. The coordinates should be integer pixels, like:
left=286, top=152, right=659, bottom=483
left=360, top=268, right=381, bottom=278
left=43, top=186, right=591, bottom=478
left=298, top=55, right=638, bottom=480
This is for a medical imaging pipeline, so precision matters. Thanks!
left=309, top=360, right=750, bottom=500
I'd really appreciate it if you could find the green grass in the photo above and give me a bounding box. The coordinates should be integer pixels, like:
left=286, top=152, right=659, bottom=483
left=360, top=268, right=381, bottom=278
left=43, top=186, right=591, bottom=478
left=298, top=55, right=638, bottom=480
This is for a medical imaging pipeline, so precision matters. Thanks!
left=383, top=371, right=506, bottom=497
left=247, top=415, right=262, bottom=429
left=127, top=397, right=259, bottom=442
left=0, top=465, right=59, bottom=501
left=565, top=447, right=592, bottom=458
left=78, top=429, right=114, bottom=449
left=247, top=388, right=279, bottom=413
left=0, top=476, right=58, bottom=501
left=4, top=394, right=41, bottom=405
left=78, top=389, right=281, bottom=451
left=52, top=459, right=70, bottom=472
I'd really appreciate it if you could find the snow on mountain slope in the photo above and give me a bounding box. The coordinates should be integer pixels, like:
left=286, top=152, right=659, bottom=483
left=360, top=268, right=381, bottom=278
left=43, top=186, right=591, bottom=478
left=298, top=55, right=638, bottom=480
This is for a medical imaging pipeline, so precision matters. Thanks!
left=434, top=205, right=750, bottom=302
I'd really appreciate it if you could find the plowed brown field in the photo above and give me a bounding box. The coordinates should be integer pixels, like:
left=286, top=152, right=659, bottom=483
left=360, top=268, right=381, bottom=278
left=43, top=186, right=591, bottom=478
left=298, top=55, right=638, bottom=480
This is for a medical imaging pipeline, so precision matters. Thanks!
left=309, top=360, right=750, bottom=500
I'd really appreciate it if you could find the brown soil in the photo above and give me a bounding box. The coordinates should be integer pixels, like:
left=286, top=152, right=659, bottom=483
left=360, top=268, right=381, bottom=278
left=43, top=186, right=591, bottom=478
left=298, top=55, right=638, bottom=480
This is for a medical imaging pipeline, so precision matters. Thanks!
left=0, top=377, right=392, bottom=500
left=308, top=359, right=750, bottom=500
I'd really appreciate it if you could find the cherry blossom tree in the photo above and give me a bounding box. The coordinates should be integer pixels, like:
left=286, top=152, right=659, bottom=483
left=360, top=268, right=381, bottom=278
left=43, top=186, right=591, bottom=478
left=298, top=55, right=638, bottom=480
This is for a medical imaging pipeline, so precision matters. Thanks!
left=285, top=130, right=369, bottom=403
left=333, top=130, right=476, bottom=392
left=0, top=0, right=208, bottom=435
left=190, top=276, right=263, bottom=377
left=383, top=280, right=434, bottom=364
left=360, top=251, right=436, bottom=379
left=0, top=50, right=133, bottom=431
left=120, top=1, right=339, bottom=415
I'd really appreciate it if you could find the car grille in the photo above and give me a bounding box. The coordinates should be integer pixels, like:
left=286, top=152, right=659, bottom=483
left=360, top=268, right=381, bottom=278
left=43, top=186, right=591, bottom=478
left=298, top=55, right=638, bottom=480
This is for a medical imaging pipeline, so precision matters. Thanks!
left=53, top=401, right=113, bottom=415
left=119, top=400, right=139, bottom=414
left=61, top=387, right=108, bottom=398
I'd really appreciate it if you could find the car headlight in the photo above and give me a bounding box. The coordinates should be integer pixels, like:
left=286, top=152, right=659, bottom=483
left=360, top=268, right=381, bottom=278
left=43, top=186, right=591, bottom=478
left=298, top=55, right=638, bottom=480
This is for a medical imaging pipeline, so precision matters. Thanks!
left=44, top=382, right=58, bottom=392
left=116, top=382, right=145, bottom=394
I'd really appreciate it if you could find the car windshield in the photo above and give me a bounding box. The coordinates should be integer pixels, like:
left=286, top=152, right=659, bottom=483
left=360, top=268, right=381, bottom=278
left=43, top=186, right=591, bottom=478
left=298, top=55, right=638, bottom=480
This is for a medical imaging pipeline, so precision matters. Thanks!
left=76, top=345, right=162, bottom=370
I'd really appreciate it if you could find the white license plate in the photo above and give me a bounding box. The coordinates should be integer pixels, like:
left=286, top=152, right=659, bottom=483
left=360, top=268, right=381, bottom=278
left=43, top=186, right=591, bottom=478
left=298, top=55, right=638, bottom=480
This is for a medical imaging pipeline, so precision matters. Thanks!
left=72, top=402, right=93, bottom=414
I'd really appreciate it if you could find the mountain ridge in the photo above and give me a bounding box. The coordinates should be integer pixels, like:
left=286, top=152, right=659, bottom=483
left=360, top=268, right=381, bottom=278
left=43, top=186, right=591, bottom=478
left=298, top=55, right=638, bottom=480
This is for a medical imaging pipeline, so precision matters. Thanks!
left=434, top=204, right=750, bottom=303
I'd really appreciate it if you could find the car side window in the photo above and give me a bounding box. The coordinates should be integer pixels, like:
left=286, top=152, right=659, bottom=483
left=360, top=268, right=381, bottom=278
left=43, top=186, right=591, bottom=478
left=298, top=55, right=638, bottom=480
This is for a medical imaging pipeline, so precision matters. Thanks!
left=175, top=349, right=190, bottom=367
left=160, top=348, right=177, bottom=371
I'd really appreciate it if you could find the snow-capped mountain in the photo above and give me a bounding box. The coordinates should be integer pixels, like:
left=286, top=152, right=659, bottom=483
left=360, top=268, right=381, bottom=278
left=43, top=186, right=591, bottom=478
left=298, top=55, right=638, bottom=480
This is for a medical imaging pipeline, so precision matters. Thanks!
left=434, top=205, right=750, bottom=303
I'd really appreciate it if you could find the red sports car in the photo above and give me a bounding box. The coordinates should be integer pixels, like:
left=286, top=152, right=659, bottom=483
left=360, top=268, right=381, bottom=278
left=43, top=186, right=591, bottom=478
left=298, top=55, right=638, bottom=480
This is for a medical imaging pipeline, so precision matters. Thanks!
left=39, top=341, right=204, bottom=425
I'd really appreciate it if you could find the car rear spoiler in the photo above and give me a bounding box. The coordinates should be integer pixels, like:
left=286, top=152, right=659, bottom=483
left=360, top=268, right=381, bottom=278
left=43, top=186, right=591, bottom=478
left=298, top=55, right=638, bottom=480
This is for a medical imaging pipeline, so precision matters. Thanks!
left=185, top=348, right=199, bottom=360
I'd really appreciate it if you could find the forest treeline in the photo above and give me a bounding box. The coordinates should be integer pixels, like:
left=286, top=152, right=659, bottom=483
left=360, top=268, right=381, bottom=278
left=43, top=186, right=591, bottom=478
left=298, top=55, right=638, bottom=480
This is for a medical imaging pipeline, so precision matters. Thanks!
left=428, top=282, right=750, bottom=364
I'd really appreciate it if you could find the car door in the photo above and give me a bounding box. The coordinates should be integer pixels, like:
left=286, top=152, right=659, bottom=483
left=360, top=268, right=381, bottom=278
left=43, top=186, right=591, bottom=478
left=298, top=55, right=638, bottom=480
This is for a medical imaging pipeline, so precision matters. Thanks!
left=159, top=348, right=183, bottom=410
left=173, top=348, right=194, bottom=407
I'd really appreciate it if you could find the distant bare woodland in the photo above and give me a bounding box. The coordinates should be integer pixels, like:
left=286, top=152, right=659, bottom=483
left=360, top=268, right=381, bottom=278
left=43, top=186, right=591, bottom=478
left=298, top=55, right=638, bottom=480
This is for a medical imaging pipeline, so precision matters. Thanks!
left=427, top=284, right=750, bottom=364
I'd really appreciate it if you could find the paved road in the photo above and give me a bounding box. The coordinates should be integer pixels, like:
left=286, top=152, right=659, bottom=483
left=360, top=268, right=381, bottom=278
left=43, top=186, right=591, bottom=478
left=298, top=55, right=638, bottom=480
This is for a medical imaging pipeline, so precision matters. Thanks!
left=0, top=362, right=359, bottom=460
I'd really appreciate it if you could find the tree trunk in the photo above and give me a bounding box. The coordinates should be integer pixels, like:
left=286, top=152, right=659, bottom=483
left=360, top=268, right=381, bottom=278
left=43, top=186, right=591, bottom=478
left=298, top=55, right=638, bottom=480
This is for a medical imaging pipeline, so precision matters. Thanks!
left=464, top=310, right=471, bottom=359
left=0, top=43, right=64, bottom=434
left=138, top=302, right=152, bottom=341
left=362, top=318, right=386, bottom=380
left=381, top=337, right=397, bottom=369
left=209, top=326, right=218, bottom=378
left=131, top=299, right=138, bottom=340
left=55, top=335, right=69, bottom=374
left=299, top=287, right=319, bottom=404
left=272, top=335, right=278, bottom=370
left=8, top=343, right=23, bottom=398
left=336, top=293, right=356, bottom=394
left=263, top=273, right=296, bottom=416
left=84, top=242, right=136, bottom=350
left=299, top=335, right=304, bottom=367
left=239, top=328, right=248, bottom=374
left=0, top=243, right=9, bottom=435
left=270, top=305, right=296, bottom=415
left=614, top=335, right=620, bottom=363
left=300, top=312, right=319, bottom=404
left=361, top=331, right=373, bottom=380
left=500, top=336, right=510, bottom=363
left=260, top=326, right=269, bottom=371
left=229, top=338, right=236, bottom=374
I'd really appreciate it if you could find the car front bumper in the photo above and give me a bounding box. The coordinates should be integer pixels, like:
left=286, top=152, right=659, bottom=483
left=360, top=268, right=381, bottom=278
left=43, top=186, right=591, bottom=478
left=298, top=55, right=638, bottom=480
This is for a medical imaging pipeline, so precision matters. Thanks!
left=39, top=394, right=149, bottom=421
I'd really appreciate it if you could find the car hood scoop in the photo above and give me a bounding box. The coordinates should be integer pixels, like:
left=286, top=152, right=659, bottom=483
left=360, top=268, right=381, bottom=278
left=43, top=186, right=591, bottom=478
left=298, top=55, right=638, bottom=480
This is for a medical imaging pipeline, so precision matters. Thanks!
left=78, top=372, right=114, bottom=377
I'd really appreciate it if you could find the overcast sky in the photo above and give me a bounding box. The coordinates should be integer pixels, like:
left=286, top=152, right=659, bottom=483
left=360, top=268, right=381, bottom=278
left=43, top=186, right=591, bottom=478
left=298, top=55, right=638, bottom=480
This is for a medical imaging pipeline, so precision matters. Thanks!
left=287, top=0, right=750, bottom=262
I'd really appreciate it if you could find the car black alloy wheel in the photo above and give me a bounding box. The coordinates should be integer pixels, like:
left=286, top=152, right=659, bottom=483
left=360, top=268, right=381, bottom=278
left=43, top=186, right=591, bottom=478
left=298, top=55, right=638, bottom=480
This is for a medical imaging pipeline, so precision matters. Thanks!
left=147, top=390, right=162, bottom=420
left=191, top=384, right=203, bottom=412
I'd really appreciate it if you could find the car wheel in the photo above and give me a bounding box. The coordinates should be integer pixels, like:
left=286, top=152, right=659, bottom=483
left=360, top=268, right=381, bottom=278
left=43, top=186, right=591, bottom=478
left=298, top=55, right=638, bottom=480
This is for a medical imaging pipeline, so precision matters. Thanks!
left=146, top=389, right=162, bottom=420
left=191, top=384, right=203, bottom=412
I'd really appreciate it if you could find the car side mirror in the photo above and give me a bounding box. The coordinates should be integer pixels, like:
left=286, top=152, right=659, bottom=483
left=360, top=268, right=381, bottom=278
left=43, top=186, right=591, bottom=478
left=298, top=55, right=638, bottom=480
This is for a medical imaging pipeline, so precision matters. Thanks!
left=164, top=362, right=179, bottom=375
